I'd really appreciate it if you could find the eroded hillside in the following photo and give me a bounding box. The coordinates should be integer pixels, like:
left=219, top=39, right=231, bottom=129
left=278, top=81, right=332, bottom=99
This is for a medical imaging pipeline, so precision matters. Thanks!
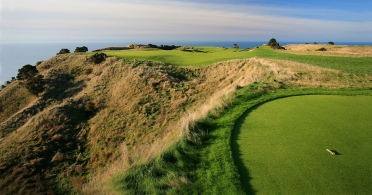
left=0, top=52, right=371, bottom=194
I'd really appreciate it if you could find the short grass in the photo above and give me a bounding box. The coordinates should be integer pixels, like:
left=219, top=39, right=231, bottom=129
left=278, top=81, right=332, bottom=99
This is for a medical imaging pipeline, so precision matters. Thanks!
left=255, top=46, right=372, bottom=76
left=234, top=95, right=372, bottom=194
left=104, top=47, right=252, bottom=66
left=104, top=46, right=372, bottom=76
left=111, top=83, right=372, bottom=194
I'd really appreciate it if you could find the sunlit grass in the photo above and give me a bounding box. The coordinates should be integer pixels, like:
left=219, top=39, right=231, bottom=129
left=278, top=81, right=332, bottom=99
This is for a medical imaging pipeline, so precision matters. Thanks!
left=104, top=47, right=253, bottom=66
left=234, top=95, right=372, bottom=194
left=104, top=46, right=372, bottom=76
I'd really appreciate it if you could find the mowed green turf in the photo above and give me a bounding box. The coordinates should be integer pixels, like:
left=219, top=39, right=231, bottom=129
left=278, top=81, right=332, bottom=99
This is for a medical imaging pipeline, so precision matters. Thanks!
left=234, top=95, right=372, bottom=195
left=104, top=46, right=372, bottom=76
left=104, top=47, right=254, bottom=66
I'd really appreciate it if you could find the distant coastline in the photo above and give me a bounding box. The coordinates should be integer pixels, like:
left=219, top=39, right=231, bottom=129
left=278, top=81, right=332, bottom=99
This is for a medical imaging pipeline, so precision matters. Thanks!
left=1, top=41, right=372, bottom=84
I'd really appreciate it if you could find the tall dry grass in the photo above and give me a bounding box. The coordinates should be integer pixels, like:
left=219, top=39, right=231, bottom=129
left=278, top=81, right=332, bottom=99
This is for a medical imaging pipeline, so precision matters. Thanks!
left=82, top=57, right=372, bottom=194
left=283, top=44, right=372, bottom=57
left=1, top=52, right=371, bottom=194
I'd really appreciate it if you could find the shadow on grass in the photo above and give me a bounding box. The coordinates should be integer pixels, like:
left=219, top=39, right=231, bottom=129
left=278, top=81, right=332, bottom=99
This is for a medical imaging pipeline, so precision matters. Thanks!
left=330, top=150, right=342, bottom=155
left=232, top=106, right=261, bottom=195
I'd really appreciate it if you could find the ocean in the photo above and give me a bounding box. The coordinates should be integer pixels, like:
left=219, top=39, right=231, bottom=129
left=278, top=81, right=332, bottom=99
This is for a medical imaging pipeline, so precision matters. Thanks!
left=1, top=41, right=371, bottom=85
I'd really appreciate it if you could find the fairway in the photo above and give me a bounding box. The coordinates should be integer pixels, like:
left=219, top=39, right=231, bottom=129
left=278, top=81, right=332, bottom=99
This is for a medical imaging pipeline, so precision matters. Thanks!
left=104, top=47, right=253, bottom=66
left=233, top=95, right=372, bottom=195
left=103, top=46, right=372, bottom=76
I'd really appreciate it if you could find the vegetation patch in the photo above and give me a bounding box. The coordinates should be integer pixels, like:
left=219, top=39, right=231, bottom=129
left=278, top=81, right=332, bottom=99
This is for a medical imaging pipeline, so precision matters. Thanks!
left=1, top=42, right=372, bottom=194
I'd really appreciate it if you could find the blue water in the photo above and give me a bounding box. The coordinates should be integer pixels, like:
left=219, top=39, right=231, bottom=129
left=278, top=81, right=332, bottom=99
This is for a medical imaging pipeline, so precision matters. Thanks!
left=1, top=41, right=371, bottom=84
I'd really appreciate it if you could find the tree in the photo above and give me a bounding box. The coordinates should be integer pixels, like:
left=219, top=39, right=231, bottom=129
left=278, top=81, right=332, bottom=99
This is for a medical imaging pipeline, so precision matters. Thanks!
left=267, top=38, right=286, bottom=50
left=25, top=75, right=45, bottom=96
left=17, top=64, right=38, bottom=81
left=233, top=44, right=239, bottom=49
left=57, top=48, right=70, bottom=55
left=268, top=38, right=278, bottom=47
left=74, top=46, right=88, bottom=53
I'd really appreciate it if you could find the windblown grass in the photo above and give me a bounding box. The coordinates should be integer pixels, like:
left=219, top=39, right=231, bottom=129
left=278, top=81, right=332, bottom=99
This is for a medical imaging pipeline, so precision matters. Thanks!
left=255, top=46, right=372, bottom=76
left=1, top=45, right=372, bottom=194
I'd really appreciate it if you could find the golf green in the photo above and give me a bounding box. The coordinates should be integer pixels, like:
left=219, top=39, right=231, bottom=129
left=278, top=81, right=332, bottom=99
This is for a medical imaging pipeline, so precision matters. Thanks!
left=233, top=95, right=372, bottom=195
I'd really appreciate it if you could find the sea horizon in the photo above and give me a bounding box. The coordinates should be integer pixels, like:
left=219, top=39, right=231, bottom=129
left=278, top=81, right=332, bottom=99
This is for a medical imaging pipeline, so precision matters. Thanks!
left=1, top=41, right=372, bottom=85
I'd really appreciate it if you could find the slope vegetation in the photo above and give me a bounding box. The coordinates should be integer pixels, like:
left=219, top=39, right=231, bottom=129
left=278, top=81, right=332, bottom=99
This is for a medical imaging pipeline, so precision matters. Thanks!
left=0, top=46, right=371, bottom=194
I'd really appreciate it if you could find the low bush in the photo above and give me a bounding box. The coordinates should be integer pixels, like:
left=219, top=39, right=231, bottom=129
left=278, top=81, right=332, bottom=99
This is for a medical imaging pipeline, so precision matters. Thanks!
left=315, top=47, right=327, bottom=51
left=17, top=64, right=38, bottom=81
left=90, top=53, right=107, bottom=64
left=25, top=75, right=45, bottom=96
left=57, top=48, right=70, bottom=55
left=74, top=46, right=88, bottom=53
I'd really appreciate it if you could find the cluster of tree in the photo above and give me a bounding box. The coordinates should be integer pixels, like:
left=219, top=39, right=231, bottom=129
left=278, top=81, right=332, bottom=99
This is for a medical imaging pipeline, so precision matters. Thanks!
left=74, top=46, right=88, bottom=53
left=17, top=64, right=45, bottom=96
left=147, top=44, right=181, bottom=50
left=90, top=53, right=107, bottom=64
left=1, top=60, right=45, bottom=91
left=57, top=48, right=70, bottom=55
left=268, top=38, right=286, bottom=50
left=0, top=77, right=16, bottom=90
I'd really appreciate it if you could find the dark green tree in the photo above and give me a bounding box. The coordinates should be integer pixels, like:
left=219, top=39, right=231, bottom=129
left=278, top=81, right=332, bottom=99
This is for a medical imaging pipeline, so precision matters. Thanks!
left=25, top=75, right=45, bottom=96
left=16, top=64, right=38, bottom=81
left=268, top=38, right=278, bottom=46
left=57, top=48, right=70, bottom=55
left=74, top=46, right=88, bottom=53
left=90, top=53, right=107, bottom=64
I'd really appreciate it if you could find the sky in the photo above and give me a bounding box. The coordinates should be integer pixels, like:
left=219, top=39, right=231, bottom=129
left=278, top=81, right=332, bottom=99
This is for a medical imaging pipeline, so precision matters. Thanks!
left=0, top=0, right=372, bottom=43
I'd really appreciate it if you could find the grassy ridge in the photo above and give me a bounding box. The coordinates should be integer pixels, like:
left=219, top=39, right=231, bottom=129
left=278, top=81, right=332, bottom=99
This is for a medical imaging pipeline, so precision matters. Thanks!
left=2, top=44, right=372, bottom=194
left=104, top=47, right=251, bottom=66
left=104, top=46, right=372, bottom=76
left=235, top=95, right=372, bottom=194
left=255, top=46, right=372, bottom=76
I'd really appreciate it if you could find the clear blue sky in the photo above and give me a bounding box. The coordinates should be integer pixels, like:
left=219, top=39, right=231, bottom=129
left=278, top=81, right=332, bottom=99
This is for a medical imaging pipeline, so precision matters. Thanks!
left=1, top=0, right=371, bottom=43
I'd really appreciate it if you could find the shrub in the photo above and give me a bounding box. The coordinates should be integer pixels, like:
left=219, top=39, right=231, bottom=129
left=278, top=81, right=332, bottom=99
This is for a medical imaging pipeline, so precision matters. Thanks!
left=234, top=44, right=239, bottom=49
left=74, top=46, right=88, bottom=53
left=268, top=38, right=278, bottom=46
left=57, top=48, right=70, bottom=55
left=25, top=75, right=45, bottom=96
left=328, top=41, right=335, bottom=45
left=268, top=38, right=286, bottom=50
left=17, top=64, right=38, bottom=81
left=36, top=61, right=44, bottom=66
left=315, top=47, right=327, bottom=51
left=90, top=53, right=107, bottom=64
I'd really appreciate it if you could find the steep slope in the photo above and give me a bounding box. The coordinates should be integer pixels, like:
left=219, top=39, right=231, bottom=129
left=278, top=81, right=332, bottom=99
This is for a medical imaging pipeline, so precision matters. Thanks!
left=0, top=52, right=371, bottom=194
